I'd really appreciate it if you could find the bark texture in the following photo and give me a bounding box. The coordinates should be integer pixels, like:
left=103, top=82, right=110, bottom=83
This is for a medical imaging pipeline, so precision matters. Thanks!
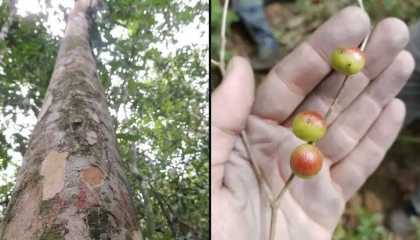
left=0, top=1, right=142, bottom=239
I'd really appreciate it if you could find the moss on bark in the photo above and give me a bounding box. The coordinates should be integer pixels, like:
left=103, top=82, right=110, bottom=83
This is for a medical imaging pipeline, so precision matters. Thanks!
left=39, top=225, right=65, bottom=240
left=87, top=207, right=114, bottom=240
left=39, top=199, right=55, bottom=216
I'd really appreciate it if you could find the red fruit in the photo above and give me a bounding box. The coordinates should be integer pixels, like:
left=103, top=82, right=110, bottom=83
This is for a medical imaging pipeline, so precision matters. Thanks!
left=290, top=144, right=323, bottom=178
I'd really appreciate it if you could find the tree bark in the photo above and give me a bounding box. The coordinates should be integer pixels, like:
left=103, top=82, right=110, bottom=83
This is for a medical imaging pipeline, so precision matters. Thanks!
left=0, top=0, right=142, bottom=239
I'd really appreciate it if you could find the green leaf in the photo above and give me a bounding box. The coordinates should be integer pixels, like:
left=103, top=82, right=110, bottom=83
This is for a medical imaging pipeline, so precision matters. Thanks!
left=127, top=78, right=136, bottom=95
left=383, top=0, right=396, bottom=11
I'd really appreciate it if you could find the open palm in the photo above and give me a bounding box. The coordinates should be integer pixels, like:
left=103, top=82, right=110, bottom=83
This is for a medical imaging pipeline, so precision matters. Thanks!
left=211, top=7, right=414, bottom=240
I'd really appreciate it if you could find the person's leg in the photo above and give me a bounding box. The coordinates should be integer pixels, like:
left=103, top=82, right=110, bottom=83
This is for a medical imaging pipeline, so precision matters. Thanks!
left=389, top=21, right=420, bottom=236
left=232, top=0, right=282, bottom=70
left=399, top=21, right=420, bottom=124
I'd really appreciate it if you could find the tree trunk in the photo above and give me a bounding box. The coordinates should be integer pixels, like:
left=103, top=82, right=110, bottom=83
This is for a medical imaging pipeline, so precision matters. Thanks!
left=0, top=0, right=142, bottom=239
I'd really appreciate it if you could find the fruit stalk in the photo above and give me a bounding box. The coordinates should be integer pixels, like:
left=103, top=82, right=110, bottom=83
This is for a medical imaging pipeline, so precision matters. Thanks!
left=358, top=1, right=370, bottom=52
left=269, top=174, right=294, bottom=240
left=325, top=0, right=370, bottom=122
left=357, top=0, right=365, bottom=11
left=360, top=32, right=370, bottom=51
left=269, top=205, right=278, bottom=240
left=273, top=174, right=295, bottom=208
left=210, top=0, right=230, bottom=76
left=324, top=75, right=349, bottom=122
left=240, top=130, right=274, bottom=202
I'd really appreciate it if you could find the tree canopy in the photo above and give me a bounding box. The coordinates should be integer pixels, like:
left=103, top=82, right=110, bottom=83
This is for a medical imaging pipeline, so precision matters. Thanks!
left=0, top=0, right=209, bottom=239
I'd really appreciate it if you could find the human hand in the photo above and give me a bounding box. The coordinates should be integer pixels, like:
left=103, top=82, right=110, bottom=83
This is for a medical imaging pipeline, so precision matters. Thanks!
left=211, top=6, right=414, bottom=240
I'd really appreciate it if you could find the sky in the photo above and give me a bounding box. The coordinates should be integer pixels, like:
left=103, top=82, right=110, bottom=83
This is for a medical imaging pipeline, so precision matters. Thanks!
left=15, top=0, right=209, bottom=52
left=0, top=0, right=208, bottom=187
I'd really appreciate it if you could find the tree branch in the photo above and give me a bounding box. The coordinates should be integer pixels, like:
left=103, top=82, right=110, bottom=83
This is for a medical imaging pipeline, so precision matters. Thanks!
left=218, top=0, right=229, bottom=76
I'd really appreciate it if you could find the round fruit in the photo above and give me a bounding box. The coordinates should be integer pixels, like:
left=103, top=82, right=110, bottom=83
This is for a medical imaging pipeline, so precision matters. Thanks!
left=292, top=111, right=326, bottom=142
left=290, top=144, right=323, bottom=178
left=330, top=47, right=366, bottom=75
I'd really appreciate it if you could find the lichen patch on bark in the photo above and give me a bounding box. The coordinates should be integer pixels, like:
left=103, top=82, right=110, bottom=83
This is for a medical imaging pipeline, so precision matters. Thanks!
left=39, top=224, right=65, bottom=240
left=40, top=151, right=69, bottom=200
left=132, top=230, right=143, bottom=240
left=80, top=166, right=104, bottom=188
left=37, top=93, right=53, bottom=121
left=86, top=109, right=100, bottom=123
left=60, top=209, right=89, bottom=240
left=86, top=131, right=97, bottom=145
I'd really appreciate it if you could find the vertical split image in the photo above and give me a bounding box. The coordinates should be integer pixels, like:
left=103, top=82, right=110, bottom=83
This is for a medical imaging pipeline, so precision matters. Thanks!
left=211, top=0, right=420, bottom=239
left=0, top=0, right=209, bottom=239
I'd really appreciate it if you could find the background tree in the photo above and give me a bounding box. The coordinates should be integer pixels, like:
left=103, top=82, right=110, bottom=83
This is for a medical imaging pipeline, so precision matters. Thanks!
left=0, top=0, right=208, bottom=239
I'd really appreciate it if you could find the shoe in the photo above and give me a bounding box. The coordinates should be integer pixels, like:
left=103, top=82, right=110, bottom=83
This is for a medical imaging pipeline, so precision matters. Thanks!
left=251, top=46, right=283, bottom=71
left=264, top=0, right=296, bottom=6
left=388, top=200, right=418, bottom=236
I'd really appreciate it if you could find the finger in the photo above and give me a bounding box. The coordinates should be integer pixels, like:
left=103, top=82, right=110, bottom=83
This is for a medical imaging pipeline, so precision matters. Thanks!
left=252, top=6, right=370, bottom=123
left=331, top=99, right=406, bottom=201
left=286, top=17, right=410, bottom=125
left=317, top=51, right=414, bottom=162
left=211, top=57, right=255, bottom=190
left=242, top=115, right=298, bottom=191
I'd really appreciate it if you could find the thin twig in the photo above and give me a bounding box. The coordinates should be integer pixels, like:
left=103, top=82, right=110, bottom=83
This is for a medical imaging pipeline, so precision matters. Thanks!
left=218, top=0, right=277, bottom=223
left=325, top=0, right=370, bottom=123
left=357, top=0, right=365, bottom=11
left=273, top=174, right=295, bottom=208
left=324, top=75, right=349, bottom=123
left=269, top=173, right=295, bottom=240
left=211, top=59, right=221, bottom=68
left=269, top=205, right=278, bottom=240
left=358, top=0, right=370, bottom=51
left=360, top=31, right=370, bottom=51
left=240, top=130, right=274, bottom=201
left=219, top=0, right=230, bottom=76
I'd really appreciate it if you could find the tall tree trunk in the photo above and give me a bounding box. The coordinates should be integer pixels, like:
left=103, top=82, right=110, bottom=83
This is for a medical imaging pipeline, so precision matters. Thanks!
left=0, top=0, right=142, bottom=239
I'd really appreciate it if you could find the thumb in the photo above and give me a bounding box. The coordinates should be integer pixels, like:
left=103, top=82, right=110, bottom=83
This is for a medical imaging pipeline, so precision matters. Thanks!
left=211, top=56, right=255, bottom=133
left=211, top=56, right=254, bottom=189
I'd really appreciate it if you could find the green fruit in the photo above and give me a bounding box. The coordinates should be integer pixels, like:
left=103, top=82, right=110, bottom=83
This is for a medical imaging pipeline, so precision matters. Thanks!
left=290, top=144, right=323, bottom=178
left=330, top=47, right=366, bottom=75
left=292, top=111, right=326, bottom=142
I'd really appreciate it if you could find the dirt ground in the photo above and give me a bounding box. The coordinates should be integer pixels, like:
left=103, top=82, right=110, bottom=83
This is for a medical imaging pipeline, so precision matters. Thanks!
left=214, top=1, right=420, bottom=238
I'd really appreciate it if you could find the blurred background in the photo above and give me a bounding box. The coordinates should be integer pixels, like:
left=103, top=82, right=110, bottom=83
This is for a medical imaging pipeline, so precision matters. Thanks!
left=211, top=0, right=420, bottom=239
left=0, top=0, right=208, bottom=239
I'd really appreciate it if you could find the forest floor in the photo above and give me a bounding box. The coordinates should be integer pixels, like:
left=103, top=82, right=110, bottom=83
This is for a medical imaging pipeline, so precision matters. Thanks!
left=211, top=0, right=420, bottom=239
